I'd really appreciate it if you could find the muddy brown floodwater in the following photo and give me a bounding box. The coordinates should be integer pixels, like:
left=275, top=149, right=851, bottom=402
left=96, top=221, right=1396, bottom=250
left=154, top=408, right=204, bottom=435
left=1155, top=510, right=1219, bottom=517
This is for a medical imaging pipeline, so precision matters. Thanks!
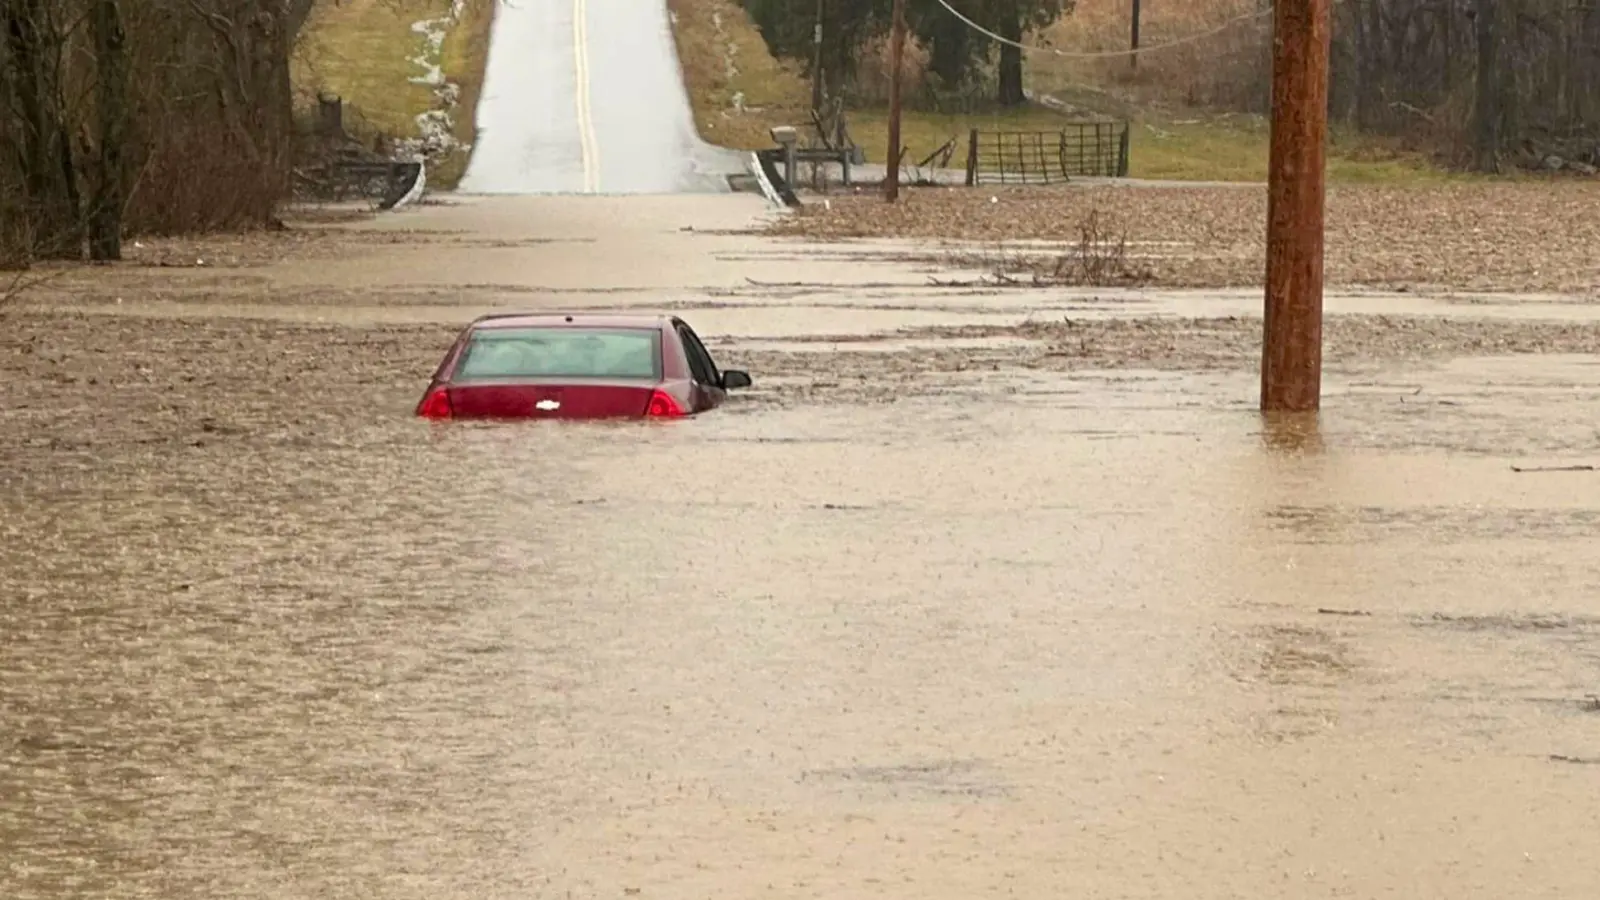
left=4, top=195, right=1600, bottom=899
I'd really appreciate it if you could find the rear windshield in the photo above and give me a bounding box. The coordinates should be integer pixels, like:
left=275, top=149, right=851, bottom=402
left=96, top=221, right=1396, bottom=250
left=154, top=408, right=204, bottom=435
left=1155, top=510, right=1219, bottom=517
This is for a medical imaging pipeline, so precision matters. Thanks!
left=454, top=327, right=661, bottom=380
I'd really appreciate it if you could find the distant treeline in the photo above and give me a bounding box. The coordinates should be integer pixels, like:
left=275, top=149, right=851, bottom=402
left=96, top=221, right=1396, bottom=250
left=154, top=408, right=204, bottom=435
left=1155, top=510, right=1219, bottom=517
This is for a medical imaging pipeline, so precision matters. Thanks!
left=744, top=0, right=1600, bottom=171
left=2, top=0, right=316, bottom=268
left=742, top=0, right=1073, bottom=106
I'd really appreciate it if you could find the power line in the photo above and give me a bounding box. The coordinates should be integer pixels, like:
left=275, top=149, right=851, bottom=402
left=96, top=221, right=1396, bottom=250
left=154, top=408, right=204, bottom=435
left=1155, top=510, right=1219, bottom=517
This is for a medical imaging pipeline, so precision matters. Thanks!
left=928, top=0, right=1273, bottom=60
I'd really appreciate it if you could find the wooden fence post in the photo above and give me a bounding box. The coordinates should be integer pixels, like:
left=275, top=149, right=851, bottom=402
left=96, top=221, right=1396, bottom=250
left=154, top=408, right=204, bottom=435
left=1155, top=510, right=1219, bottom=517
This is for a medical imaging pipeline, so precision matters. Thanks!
left=317, top=92, right=344, bottom=137
left=965, top=129, right=980, bottom=186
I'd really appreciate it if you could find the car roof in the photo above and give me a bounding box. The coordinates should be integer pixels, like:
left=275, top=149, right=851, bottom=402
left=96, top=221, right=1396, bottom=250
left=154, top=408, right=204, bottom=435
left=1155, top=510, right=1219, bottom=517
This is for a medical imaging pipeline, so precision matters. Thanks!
left=468, top=312, right=673, bottom=331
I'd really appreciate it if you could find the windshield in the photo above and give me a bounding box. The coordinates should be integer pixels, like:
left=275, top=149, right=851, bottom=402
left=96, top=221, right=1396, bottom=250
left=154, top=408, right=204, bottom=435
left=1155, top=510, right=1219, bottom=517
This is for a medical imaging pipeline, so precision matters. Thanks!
left=454, top=327, right=661, bottom=380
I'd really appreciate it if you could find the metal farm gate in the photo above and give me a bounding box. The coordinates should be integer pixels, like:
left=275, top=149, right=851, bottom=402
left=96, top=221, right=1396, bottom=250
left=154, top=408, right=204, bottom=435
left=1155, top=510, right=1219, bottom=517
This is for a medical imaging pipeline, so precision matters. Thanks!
left=964, top=122, right=1131, bottom=185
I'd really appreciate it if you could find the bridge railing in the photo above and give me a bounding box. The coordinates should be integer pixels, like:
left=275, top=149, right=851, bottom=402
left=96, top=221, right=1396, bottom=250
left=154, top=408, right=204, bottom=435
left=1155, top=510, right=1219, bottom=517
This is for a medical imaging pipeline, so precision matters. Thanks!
left=293, top=158, right=426, bottom=210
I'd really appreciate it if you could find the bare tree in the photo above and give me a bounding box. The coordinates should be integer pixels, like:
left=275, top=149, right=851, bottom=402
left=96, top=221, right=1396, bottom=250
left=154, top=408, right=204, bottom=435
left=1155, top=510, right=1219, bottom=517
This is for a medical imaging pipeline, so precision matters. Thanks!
left=4, top=0, right=81, bottom=260
left=1, top=0, right=321, bottom=269
left=90, top=0, right=128, bottom=260
left=1089, top=0, right=1600, bottom=167
left=1471, top=0, right=1500, bottom=171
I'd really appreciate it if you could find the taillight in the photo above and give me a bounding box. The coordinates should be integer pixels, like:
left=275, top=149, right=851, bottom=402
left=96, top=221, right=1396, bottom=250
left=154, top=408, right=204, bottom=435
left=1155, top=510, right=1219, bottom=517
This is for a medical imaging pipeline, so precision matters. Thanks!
left=417, top=386, right=452, bottom=419
left=645, top=390, right=684, bottom=418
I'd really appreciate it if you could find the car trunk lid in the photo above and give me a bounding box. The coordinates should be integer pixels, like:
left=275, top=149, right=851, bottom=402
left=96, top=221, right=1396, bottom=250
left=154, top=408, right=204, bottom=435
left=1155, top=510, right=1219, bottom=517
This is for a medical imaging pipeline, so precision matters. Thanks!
left=445, top=381, right=657, bottom=419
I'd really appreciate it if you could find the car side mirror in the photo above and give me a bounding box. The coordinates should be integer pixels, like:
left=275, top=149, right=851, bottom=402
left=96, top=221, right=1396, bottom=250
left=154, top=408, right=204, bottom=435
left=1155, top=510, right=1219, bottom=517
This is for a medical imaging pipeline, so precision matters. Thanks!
left=721, top=370, right=752, bottom=390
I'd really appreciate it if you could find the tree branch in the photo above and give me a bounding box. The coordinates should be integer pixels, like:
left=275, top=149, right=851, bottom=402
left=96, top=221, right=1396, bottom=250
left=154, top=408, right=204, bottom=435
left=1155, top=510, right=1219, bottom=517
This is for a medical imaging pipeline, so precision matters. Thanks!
left=0, top=267, right=66, bottom=307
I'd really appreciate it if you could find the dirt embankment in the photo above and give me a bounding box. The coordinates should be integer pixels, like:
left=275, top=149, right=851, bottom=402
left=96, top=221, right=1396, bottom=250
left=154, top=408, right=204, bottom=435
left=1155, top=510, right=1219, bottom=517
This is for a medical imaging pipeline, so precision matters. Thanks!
left=769, top=182, right=1600, bottom=293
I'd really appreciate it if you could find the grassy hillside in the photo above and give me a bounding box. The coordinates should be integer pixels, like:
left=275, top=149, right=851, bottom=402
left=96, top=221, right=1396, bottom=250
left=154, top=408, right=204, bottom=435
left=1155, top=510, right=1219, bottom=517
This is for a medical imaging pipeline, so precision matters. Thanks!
left=1026, top=0, right=1458, bottom=181
left=292, top=0, right=490, bottom=188
left=665, top=0, right=1459, bottom=183
left=666, top=0, right=812, bottom=149
left=289, top=0, right=1460, bottom=190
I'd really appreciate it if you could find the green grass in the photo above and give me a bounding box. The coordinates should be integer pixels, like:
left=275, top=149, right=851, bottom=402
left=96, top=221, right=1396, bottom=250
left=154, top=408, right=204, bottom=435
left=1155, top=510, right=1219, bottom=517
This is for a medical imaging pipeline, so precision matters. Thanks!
left=667, top=0, right=811, bottom=150
left=433, top=0, right=493, bottom=187
left=848, top=106, right=1055, bottom=170
left=293, top=0, right=439, bottom=138
left=843, top=104, right=1464, bottom=183
left=300, top=0, right=1469, bottom=191
left=1129, top=111, right=1466, bottom=183
left=292, top=0, right=491, bottom=189
left=664, top=0, right=1472, bottom=186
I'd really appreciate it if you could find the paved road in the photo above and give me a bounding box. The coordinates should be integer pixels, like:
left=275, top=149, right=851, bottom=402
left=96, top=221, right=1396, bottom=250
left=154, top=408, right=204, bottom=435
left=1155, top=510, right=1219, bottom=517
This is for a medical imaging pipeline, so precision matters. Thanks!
left=457, top=0, right=747, bottom=195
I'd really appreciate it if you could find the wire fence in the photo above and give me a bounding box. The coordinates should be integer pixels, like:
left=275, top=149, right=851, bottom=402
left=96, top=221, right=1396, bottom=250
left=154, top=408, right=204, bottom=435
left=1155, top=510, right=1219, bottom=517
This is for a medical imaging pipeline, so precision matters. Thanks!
left=964, top=123, right=1131, bottom=185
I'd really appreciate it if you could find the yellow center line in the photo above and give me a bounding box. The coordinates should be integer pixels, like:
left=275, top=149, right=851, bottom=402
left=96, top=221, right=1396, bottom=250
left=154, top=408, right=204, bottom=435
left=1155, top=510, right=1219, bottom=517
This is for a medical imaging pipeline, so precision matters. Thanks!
left=572, top=0, right=599, bottom=193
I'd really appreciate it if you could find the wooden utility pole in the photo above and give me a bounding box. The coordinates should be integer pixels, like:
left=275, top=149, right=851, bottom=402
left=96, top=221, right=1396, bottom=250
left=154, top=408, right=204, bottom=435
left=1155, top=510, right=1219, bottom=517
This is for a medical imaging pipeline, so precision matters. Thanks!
left=1260, top=0, right=1331, bottom=412
left=811, top=0, right=825, bottom=116
left=885, top=0, right=908, bottom=202
left=883, top=0, right=908, bottom=200
left=1130, top=0, right=1141, bottom=73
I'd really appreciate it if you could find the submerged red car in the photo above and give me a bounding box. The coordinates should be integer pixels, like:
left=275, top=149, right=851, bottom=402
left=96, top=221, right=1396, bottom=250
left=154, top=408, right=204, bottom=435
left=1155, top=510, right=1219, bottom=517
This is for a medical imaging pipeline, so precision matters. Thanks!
left=415, top=312, right=752, bottom=420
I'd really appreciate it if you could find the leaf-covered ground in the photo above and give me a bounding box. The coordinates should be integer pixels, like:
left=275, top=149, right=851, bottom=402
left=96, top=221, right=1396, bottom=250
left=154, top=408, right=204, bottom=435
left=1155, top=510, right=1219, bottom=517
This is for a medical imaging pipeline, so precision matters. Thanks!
left=768, top=182, right=1600, bottom=293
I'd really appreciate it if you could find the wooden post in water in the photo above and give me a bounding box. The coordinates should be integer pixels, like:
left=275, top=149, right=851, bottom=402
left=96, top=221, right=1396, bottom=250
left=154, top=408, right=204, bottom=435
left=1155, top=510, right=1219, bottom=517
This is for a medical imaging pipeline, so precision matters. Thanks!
left=1260, top=0, right=1331, bottom=412
left=885, top=0, right=908, bottom=202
